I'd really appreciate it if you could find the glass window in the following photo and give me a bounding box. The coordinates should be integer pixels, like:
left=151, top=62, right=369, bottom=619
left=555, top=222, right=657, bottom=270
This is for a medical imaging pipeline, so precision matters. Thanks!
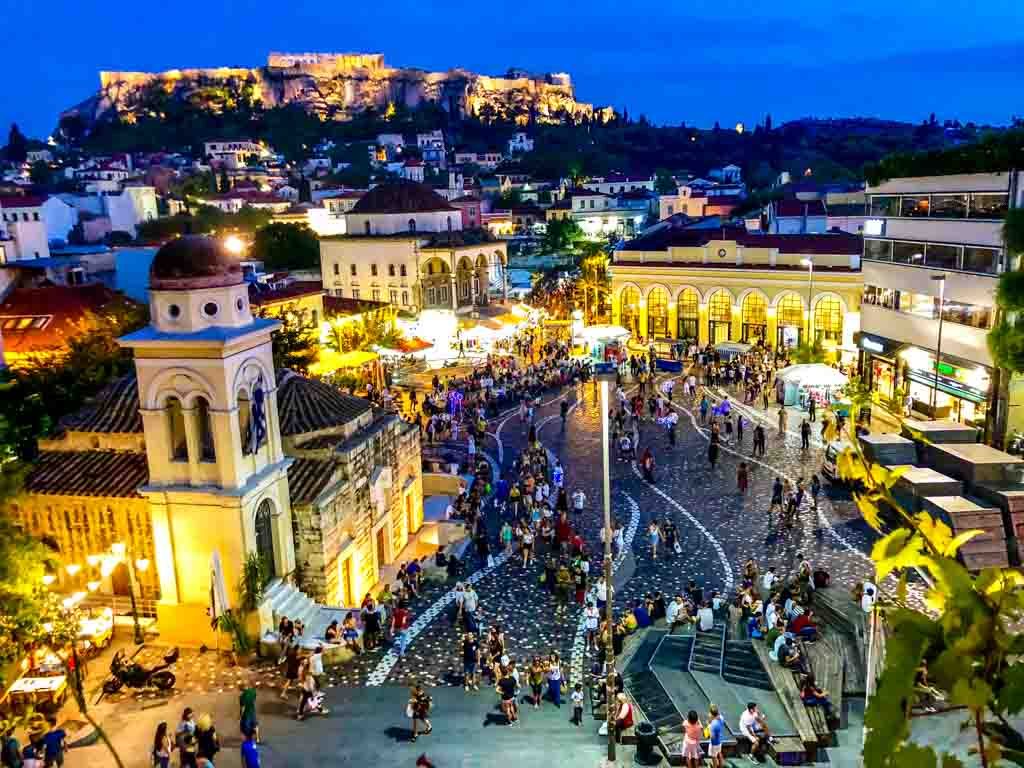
left=900, top=196, right=930, bottom=217
left=930, top=194, right=968, bottom=218
left=814, top=297, right=843, bottom=342
left=372, top=289, right=381, bottom=301
left=388, top=264, right=395, bottom=277
left=893, top=241, right=925, bottom=264
left=925, top=243, right=961, bottom=270
left=963, top=246, right=1000, bottom=274
left=196, top=397, right=216, bottom=462
left=332, top=263, right=340, bottom=276
left=402, top=291, right=409, bottom=305
left=620, top=287, right=641, bottom=335
left=677, top=288, right=699, bottom=339
left=647, top=287, right=669, bottom=337
left=898, top=291, right=937, bottom=319
left=869, top=196, right=899, bottom=216
left=970, top=193, right=1008, bottom=219
left=400, top=264, right=407, bottom=277
left=864, top=238, right=892, bottom=261
left=350, top=264, right=357, bottom=276
left=708, top=291, right=732, bottom=322
left=942, top=301, right=992, bottom=329
left=371, top=264, right=378, bottom=277
left=777, top=293, right=803, bottom=327
left=741, top=292, right=767, bottom=342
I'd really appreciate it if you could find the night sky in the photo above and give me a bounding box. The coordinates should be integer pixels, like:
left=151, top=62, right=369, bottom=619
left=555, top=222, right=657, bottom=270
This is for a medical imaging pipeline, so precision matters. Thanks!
left=4, top=0, right=1023, bottom=138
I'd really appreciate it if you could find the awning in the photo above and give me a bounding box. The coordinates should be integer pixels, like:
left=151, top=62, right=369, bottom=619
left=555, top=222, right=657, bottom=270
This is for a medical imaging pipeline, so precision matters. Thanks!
left=905, top=371, right=986, bottom=404
left=855, top=332, right=904, bottom=358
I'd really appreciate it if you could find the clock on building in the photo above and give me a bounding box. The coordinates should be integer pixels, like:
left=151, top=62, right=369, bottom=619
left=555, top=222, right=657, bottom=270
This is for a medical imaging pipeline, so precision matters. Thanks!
left=717, top=248, right=728, bottom=258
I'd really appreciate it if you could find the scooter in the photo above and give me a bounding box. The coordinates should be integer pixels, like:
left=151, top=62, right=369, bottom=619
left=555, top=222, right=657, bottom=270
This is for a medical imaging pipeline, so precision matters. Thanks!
left=101, top=647, right=179, bottom=694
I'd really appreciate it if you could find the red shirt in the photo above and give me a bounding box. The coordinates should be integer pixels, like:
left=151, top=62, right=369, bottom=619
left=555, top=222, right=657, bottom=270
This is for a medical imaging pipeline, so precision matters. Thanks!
left=790, top=614, right=814, bottom=634
left=556, top=519, right=572, bottom=542
left=393, top=608, right=411, bottom=631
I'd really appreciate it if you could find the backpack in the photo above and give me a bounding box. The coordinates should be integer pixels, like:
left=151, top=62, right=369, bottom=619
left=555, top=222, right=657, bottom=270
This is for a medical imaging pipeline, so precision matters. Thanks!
left=813, top=570, right=831, bottom=589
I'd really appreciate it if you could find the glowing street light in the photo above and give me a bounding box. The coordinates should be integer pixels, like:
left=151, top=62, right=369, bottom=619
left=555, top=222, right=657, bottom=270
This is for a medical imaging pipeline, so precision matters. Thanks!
left=223, top=234, right=245, bottom=255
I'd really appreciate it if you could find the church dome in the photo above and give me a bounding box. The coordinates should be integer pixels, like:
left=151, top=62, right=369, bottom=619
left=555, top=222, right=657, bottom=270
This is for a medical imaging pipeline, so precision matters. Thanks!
left=350, top=180, right=455, bottom=215
left=150, top=235, right=243, bottom=290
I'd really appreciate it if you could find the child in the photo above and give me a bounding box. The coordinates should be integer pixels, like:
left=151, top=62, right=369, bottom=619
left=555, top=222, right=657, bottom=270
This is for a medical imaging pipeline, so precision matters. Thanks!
left=571, top=683, right=585, bottom=726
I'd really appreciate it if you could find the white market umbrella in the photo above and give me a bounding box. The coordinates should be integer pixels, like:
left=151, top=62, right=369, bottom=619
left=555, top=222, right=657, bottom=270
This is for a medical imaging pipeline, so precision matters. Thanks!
left=209, top=550, right=230, bottom=629
left=775, top=363, right=849, bottom=388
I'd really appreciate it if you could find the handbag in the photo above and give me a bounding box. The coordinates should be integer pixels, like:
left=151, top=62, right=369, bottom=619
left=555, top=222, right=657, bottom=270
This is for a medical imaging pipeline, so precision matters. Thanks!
left=406, top=704, right=414, bottom=718
left=673, top=541, right=682, bottom=555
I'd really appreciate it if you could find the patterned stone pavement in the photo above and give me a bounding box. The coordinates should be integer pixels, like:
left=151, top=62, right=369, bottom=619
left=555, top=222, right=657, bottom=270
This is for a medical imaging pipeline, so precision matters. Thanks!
left=342, top=374, right=882, bottom=688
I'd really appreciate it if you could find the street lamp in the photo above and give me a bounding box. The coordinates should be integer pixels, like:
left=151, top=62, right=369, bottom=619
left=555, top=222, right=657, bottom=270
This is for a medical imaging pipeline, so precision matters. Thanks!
left=800, top=257, right=814, bottom=343
left=595, top=361, right=617, bottom=763
left=931, top=274, right=947, bottom=419
left=96, top=543, right=148, bottom=645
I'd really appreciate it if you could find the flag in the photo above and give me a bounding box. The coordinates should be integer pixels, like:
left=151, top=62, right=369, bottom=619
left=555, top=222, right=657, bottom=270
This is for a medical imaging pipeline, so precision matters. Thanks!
left=209, top=551, right=230, bottom=629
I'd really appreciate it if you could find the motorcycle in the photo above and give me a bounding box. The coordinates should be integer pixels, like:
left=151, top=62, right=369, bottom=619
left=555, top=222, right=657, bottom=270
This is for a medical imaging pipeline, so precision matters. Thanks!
left=102, top=647, right=179, bottom=694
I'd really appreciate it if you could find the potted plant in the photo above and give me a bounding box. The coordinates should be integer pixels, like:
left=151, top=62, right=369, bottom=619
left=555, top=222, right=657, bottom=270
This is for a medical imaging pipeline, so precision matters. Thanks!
left=217, top=611, right=255, bottom=667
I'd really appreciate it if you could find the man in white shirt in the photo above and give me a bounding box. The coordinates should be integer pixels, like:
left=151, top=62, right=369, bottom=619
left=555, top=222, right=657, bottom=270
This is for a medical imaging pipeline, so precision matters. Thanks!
left=861, top=582, right=877, bottom=613
left=739, top=702, right=772, bottom=760
left=697, top=602, right=715, bottom=632
left=463, top=584, right=479, bottom=615
left=594, top=577, right=608, bottom=609
left=572, top=489, right=586, bottom=513
left=761, top=567, right=777, bottom=594
left=666, top=595, right=687, bottom=634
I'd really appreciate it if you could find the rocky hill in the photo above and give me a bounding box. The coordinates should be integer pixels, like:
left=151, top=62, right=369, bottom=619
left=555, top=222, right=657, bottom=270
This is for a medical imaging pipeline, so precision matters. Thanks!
left=65, top=51, right=613, bottom=128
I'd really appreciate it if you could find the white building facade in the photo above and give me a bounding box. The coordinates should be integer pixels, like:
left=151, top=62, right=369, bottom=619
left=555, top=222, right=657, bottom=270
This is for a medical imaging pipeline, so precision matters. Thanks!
left=859, top=171, right=1023, bottom=440
left=0, top=196, right=50, bottom=262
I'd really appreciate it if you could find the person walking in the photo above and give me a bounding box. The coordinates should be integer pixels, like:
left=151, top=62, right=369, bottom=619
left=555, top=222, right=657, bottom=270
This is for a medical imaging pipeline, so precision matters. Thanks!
left=778, top=407, right=788, bottom=436
left=408, top=683, right=433, bottom=742
left=800, top=419, right=811, bottom=450
left=152, top=722, right=172, bottom=768
left=547, top=653, right=564, bottom=707
left=648, top=520, right=662, bottom=561
left=708, top=440, right=719, bottom=470
left=707, top=705, right=726, bottom=768
left=194, top=714, right=220, bottom=765
left=737, top=462, right=749, bottom=495
left=808, top=397, right=817, bottom=423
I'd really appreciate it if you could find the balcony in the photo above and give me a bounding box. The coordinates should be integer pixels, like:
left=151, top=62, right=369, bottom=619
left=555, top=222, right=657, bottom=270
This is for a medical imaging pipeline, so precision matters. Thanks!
left=860, top=304, right=992, bottom=367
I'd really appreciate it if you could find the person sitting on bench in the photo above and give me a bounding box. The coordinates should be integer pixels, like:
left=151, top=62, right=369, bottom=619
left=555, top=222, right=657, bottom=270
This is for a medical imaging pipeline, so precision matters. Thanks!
left=739, top=702, right=773, bottom=760
left=788, top=609, right=819, bottom=641
left=613, top=693, right=634, bottom=743
left=800, top=674, right=834, bottom=719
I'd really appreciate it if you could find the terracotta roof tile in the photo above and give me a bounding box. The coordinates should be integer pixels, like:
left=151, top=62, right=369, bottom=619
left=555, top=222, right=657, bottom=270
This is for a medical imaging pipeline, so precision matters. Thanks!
left=60, top=375, right=143, bottom=434
left=287, top=457, right=343, bottom=505
left=23, top=451, right=149, bottom=497
left=275, top=369, right=371, bottom=436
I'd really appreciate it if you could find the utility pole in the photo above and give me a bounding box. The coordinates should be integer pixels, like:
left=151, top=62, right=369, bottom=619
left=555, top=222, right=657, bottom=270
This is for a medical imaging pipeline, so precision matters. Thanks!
left=597, top=362, right=617, bottom=763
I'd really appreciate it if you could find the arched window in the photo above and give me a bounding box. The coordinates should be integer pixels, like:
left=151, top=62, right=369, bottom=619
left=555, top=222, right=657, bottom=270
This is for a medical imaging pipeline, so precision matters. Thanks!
left=777, top=293, right=805, bottom=348
left=195, top=396, right=216, bottom=463
left=237, top=388, right=251, bottom=453
left=388, top=264, right=395, bottom=277
left=408, top=218, right=416, bottom=232
left=446, top=216, right=452, bottom=231
left=677, top=289, right=699, bottom=340
left=741, top=293, right=767, bottom=342
left=647, top=287, right=669, bottom=337
left=708, top=290, right=732, bottom=344
left=364, top=220, right=371, bottom=235
left=166, top=396, right=188, bottom=461
left=400, top=264, right=407, bottom=277
left=620, top=287, right=641, bottom=337
left=814, top=297, right=844, bottom=342
left=254, top=498, right=276, bottom=577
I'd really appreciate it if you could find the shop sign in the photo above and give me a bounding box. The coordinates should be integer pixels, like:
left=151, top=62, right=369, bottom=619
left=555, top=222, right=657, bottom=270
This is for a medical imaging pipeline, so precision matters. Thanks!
left=862, top=337, right=884, bottom=353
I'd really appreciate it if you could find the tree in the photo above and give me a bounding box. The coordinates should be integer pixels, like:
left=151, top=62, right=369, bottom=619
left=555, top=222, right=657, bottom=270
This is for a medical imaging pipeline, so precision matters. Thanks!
left=654, top=167, right=677, bottom=195
left=828, top=386, right=1024, bottom=768
left=988, top=210, right=1024, bottom=372
left=28, top=161, right=53, bottom=187
left=764, top=113, right=773, bottom=131
left=218, top=168, right=230, bottom=193
left=250, top=223, right=320, bottom=271
left=263, top=311, right=317, bottom=374
left=5, top=124, right=28, bottom=164
left=542, top=217, right=583, bottom=253
left=298, top=176, right=312, bottom=204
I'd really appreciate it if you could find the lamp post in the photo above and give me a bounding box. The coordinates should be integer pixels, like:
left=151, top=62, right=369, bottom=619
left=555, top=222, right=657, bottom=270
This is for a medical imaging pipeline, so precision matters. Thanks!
left=596, top=362, right=617, bottom=763
left=800, top=257, right=814, bottom=343
left=104, top=543, right=149, bottom=645
left=930, top=274, right=947, bottom=419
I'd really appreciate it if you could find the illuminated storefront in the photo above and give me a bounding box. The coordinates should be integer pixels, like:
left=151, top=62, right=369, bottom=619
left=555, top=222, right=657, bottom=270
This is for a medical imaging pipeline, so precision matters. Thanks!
left=859, top=332, right=991, bottom=427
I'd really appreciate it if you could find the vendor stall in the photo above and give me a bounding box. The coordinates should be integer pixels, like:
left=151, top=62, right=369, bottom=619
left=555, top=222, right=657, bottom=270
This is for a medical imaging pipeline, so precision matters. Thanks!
left=5, top=674, right=68, bottom=712
left=713, top=341, right=753, bottom=360
left=775, top=363, right=849, bottom=410
left=579, top=325, right=631, bottom=364
left=77, top=609, right=114, bottom=657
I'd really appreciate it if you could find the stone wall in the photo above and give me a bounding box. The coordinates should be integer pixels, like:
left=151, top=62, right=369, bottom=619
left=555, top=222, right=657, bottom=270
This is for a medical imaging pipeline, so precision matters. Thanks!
left=4, top=493, right=159, bottom=597
left=290, top=415, right=423, bottom=606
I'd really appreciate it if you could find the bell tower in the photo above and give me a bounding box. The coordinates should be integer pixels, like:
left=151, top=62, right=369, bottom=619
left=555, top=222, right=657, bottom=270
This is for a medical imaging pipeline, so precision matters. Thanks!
left=119, top=236, right=295, bottom=646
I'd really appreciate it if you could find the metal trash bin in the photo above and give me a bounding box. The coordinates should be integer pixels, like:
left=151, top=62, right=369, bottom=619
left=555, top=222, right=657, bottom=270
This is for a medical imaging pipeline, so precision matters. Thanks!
left=634, top=720, right=660, bottom=764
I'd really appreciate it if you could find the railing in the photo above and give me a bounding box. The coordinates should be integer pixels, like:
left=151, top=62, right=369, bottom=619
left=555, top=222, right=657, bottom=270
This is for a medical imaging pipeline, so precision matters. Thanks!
left=80, top=593, right=158, bottom=619
left=719, top=621, right=727, bottom=677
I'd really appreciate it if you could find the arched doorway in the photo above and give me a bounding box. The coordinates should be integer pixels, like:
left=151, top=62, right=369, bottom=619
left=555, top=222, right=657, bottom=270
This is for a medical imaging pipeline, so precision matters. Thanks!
left=111, top=562, right=131, bottom=596
left=619, top=287, right=640, bottom=338
left=776, top=293, right=804, bottom=349
left=708, top=290, right=732, bottom=344
left=254, top=499, right=276, bottom=577
left=814, top=297, right=843, bottom=343
left=647, top=287, right=669, bottom=338
left=676, top=288, right=699, bottom=341
left=456, top=257, right=474, bottom=307
left=741, top=293, right=767, bottom=343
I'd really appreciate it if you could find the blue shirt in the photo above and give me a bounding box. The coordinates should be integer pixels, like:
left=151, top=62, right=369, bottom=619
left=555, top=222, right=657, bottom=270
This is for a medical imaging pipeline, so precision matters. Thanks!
left=633, top=606, right=651, bottom=628
left=709, top=717, right=724, bottom=746
left=42, top=730, right=65, bottom=759
left=241, top=740, right=260, bottom=768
